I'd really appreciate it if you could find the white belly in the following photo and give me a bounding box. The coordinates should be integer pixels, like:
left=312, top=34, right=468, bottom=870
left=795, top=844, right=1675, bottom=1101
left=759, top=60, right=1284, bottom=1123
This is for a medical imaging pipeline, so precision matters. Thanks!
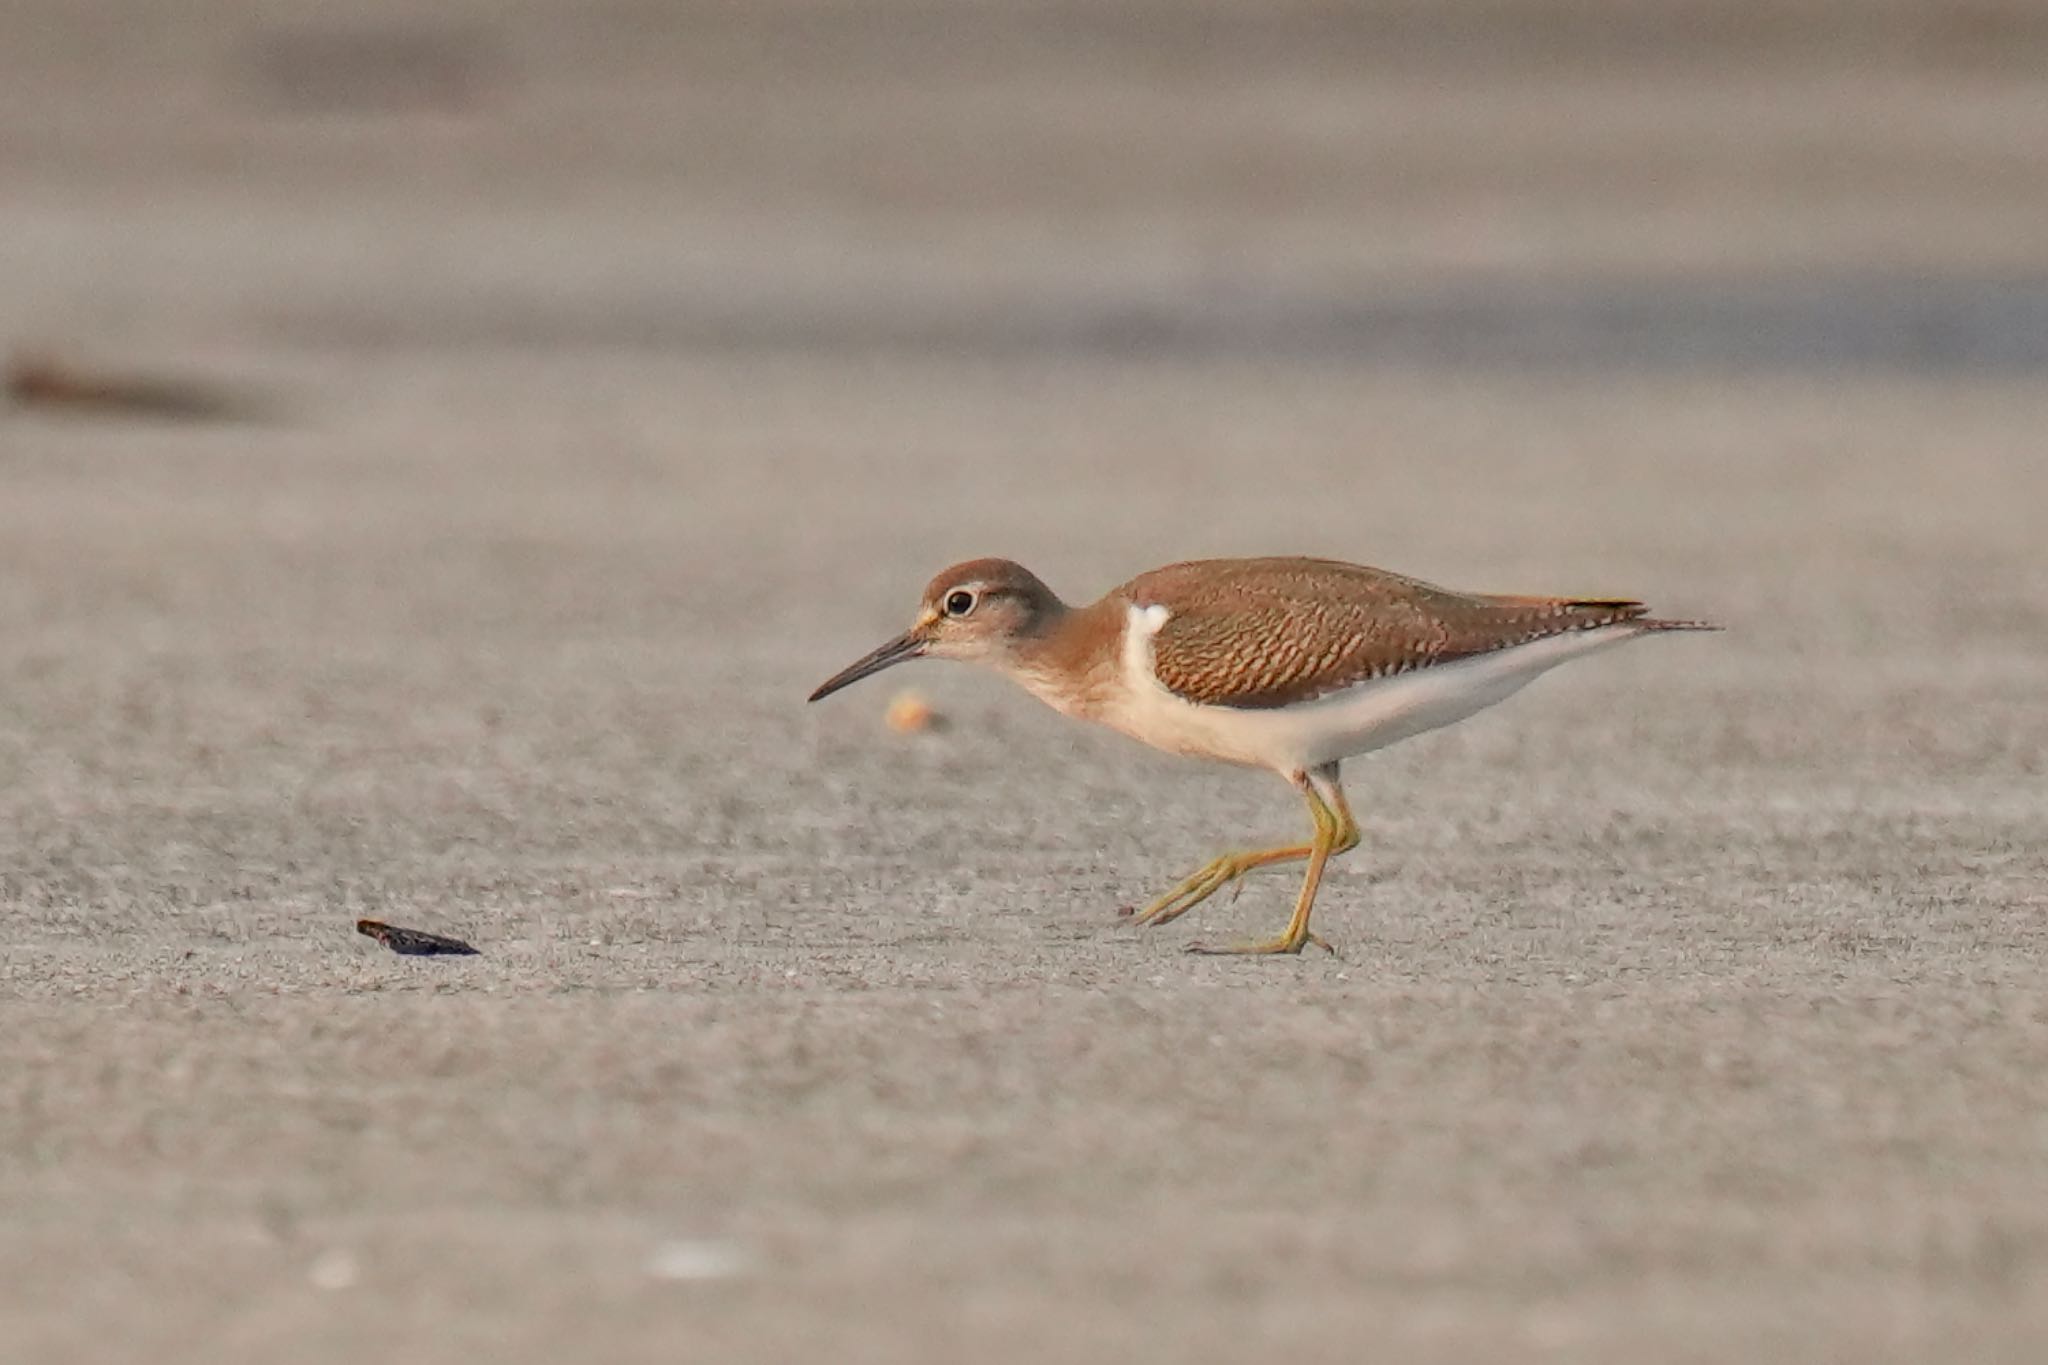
left=1094, top=608, right=1645, bottom=775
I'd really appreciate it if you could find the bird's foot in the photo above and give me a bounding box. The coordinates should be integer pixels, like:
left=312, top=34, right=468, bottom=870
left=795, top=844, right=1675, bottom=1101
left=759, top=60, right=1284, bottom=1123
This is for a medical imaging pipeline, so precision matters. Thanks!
left=1126, top=853, right=1262, bottom=928
left=1125, top=846, right=1311, bottom=929
left=1185, top=930, right=1338, bottom=958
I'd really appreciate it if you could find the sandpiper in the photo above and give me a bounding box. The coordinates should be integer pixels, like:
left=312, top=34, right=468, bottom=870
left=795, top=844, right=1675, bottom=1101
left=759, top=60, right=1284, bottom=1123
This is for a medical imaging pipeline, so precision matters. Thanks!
left=809, top=557, right=1714, bottom=956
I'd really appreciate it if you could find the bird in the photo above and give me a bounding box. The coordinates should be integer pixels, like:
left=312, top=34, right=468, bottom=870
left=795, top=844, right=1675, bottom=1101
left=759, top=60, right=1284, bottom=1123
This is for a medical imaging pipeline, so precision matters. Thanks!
left=808, top=556, right=1715, bottom=956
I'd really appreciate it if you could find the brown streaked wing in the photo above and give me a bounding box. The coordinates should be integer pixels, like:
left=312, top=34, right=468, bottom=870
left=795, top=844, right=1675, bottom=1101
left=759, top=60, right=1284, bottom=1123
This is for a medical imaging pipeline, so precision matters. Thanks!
left=1132, top=558, right=1648, bottom=710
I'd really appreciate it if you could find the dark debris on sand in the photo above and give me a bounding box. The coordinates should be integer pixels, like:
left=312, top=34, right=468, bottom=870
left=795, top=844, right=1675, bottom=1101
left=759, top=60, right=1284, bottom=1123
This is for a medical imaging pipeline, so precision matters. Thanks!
left=356, top=919, right=480, bottom=957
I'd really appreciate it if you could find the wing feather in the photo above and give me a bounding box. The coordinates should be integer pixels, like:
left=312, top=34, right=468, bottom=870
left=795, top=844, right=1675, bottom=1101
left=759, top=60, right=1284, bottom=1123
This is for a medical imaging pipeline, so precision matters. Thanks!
left=1134, top=558, right=1646, bottom=709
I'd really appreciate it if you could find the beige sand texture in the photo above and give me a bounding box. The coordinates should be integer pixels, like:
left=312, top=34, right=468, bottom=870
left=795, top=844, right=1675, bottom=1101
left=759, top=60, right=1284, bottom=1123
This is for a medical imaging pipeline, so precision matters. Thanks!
left=3, top=3, right=2047, bottom=1362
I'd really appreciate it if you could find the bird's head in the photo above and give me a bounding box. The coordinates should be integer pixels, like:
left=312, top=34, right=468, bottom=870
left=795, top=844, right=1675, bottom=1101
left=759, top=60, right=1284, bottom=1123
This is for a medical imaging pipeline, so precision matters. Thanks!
left=807, top=558, right=1064, bottom=701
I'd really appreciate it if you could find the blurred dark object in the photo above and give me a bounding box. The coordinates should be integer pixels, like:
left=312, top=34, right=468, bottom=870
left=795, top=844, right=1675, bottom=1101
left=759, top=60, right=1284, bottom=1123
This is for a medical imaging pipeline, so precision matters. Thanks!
left=6, top=351, right=259, bottom=422
left=237, top=23, right=502, bottom=115
left=356, top=919, right=480, bottom=958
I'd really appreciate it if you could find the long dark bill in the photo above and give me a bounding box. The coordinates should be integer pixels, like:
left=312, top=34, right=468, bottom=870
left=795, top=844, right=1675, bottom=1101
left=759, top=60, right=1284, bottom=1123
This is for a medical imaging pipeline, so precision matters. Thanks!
left=807, top=630, right=925, bottom=702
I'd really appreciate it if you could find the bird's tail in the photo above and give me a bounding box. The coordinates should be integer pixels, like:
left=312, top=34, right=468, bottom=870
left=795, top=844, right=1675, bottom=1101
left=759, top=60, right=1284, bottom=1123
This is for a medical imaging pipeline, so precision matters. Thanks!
left=1557, top=599, right=1721, bottom=633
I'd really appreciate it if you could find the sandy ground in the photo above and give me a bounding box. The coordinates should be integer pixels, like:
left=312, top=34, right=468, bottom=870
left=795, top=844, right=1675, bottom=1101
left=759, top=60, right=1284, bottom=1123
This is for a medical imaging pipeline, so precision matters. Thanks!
left=3, top=4, right=2047, bottom=1361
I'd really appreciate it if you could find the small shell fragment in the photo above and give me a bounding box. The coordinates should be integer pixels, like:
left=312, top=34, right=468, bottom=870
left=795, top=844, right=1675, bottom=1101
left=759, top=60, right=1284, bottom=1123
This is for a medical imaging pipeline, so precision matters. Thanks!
left=644, top=1238, right=754, bottom=1282
left=884, top=690, right=943, bottom=734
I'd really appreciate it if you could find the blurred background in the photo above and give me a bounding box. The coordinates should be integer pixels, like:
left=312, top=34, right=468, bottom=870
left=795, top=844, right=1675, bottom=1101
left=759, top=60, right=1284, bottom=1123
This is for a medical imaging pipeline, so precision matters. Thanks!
left=10, top=0, right=2048, bottom=357
left=4, top=2, right=2046, bottom=1361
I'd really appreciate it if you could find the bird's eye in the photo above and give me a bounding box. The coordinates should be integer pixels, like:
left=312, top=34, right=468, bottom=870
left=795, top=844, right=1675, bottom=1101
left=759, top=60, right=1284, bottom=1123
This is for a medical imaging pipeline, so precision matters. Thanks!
left=944, top=589, right=977, bottom=617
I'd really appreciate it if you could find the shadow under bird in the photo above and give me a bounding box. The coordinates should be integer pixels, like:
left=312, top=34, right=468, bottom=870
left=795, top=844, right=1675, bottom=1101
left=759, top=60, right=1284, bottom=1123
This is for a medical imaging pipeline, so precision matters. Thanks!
left=809, top=556, right=1716, bottom=956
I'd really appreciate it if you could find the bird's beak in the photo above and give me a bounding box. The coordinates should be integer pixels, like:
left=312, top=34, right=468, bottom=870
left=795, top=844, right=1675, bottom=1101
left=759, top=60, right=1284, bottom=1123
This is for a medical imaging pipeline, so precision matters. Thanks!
left=807, top=628, right=926, bottom=702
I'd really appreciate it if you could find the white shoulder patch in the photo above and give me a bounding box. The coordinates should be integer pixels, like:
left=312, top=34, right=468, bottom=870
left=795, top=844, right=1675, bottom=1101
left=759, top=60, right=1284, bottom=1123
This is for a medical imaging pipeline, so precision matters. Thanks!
left=1132, top=602, right=1172, bottom=635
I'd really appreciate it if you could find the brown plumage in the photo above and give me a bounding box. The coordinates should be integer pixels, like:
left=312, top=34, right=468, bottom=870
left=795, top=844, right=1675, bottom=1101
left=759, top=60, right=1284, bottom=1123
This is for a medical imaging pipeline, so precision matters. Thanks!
left=1120, top=557, right=1706, bottom=709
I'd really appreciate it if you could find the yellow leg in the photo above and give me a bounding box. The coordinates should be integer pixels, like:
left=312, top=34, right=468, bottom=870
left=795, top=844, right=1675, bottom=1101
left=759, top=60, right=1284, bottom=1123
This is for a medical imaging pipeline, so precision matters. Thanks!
left=1323, top=775, right=1361, bottom=858
left=1187, top=763, right=1358, bottom=957
left=1128, top=843, right=1312, bottom=928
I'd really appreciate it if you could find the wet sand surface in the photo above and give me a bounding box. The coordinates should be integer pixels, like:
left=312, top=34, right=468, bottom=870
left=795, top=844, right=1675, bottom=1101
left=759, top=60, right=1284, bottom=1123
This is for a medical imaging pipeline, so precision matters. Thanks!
left=3, top=4, right=2046, bottom=1361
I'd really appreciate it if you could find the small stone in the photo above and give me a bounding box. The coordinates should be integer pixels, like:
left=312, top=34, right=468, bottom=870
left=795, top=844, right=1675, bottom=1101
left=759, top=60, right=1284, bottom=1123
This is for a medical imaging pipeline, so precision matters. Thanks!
left=884, top=690, right=943, bottom=734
